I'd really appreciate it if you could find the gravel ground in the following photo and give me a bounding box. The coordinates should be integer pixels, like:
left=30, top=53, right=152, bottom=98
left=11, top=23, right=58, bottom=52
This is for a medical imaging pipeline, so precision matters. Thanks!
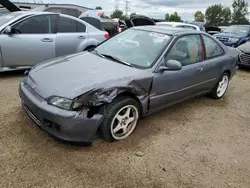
left=0, top=70, right=250, bottom=188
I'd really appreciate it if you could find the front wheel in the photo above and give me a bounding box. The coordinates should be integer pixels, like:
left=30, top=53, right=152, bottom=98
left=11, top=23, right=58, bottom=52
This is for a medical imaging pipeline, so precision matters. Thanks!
left=211, top=73, right=229, bottom=99
left=100, top=97, right=140, bottom=142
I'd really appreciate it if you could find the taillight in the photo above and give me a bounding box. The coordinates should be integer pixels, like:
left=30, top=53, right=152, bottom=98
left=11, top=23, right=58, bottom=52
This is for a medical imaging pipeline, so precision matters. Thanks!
left=104, top=33, right=110, bottom=39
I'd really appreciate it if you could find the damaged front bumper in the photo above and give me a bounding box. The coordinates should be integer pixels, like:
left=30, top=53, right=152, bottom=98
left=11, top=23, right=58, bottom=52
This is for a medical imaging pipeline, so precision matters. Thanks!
left=19, top=80, right=104, bottom=143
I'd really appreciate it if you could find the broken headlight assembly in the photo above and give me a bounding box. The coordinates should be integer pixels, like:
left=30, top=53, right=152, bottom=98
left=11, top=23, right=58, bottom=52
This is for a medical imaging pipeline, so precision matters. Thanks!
left=47, top=96, right=73, bottom=110
left=47, top=96, right=94, bottom=111
left=48, top=89, right=116, bottom=111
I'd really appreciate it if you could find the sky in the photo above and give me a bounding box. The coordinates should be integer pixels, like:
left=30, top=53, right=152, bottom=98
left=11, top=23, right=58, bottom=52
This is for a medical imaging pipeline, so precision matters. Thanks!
left=12, top=0, right=250, bottom=21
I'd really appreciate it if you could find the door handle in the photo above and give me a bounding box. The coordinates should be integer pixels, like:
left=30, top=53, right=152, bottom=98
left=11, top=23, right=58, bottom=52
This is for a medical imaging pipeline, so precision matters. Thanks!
left=197, top=67, right=203, bottom=72
left=78, top=36, right=86, bottom=39
left=41, top=38, right=53, bottom=42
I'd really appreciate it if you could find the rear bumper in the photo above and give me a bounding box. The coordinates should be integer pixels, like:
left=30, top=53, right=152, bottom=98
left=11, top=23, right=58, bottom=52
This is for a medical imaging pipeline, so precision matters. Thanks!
left=19, top=79, right=104, bottom=143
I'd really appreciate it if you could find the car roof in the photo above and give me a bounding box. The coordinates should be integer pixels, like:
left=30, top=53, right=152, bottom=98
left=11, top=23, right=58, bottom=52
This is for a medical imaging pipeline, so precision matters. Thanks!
left=133, top=25, right=201, bottom=35
left=14, top=10, right=58, bottom=16
left=157, top=22, right=199, bottom=27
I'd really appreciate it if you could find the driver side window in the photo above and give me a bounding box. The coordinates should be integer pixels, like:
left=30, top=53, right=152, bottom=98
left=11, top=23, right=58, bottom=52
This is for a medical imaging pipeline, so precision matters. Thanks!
left=12, top=15, right=57, bottom=34
left=166, top=35, right=203, bottom=66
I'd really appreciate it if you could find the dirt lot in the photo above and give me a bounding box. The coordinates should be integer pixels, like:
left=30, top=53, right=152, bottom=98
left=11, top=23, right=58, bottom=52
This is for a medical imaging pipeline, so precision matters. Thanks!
left=0, top=70, right=250, bottom=188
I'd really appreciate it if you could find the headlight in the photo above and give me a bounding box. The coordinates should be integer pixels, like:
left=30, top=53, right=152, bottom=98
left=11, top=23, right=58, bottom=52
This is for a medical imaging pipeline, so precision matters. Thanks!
left=230, top=38, right=239, bottom=43
left=48, top=96, right=73, bottom=110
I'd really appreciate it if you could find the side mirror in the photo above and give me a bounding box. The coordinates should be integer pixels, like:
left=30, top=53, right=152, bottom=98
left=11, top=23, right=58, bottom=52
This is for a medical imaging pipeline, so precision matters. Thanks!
left=4, top=26, right=12, bottom=35
left=159, top=60, right=182, bottom=71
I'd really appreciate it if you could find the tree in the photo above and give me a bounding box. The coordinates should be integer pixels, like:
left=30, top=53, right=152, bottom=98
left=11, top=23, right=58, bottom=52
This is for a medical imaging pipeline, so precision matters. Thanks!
left=110, top=10, right=124, bottom=19
left=165, top=13, right=170, bottom=21
left=232, top=0, right=249, bottom=24
left=130, top=12, right=136, bottom=18
left=205, top=4, right=224, bottom=26
left=221, top=7, right=231, bottom=26
left=110, top=10, right=127, bottom=20
left=194, top=11, right=205, bottom=22
left=95, top=6, right=102, bottom=10
left=168, top=12, right=182, bottom=22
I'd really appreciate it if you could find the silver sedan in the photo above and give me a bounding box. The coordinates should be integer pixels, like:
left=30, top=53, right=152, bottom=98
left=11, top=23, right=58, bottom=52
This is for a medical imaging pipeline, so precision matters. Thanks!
left=0, top=11, right=109, bottom=72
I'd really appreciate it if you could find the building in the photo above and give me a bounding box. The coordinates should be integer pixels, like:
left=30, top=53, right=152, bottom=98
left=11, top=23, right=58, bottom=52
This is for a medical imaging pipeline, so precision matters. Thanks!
left=9, top=2, right=93, bottom=13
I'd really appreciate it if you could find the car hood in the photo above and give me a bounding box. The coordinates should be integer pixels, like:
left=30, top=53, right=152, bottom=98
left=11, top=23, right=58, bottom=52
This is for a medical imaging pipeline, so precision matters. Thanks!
left=214, top=33, right=244, bottom=38
left=27, top=52, right=152, bottom=100
left=237, top=41, right=250, bottom=53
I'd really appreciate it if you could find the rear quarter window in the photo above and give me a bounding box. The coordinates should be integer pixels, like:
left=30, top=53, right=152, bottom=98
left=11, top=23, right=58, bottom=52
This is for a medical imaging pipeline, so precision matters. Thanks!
left=63, top=9, right=78, bottom=17
left=202, top=34, right=224, bottom=58
left=46, top=8, right=63, bottom=14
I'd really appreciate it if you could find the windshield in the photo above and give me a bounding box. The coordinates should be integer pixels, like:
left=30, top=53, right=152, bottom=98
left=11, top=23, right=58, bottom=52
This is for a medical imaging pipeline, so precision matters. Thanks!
left=94, top=29, right=171, bottom=68
left=0, top=12, right=22, bottom=26
left=223, top=25, right=249, bottom=35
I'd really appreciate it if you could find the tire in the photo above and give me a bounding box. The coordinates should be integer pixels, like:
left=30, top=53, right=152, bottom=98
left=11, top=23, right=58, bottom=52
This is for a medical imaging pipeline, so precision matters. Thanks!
left=211, top=72, right=230, bottom=99
left=100, top=96, right=140, bottom=142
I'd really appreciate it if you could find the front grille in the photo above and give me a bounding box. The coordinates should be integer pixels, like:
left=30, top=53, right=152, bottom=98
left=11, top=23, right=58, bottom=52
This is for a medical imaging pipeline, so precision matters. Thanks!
left=22, top=102, right=42, bottom=126
left=216, top=37, right=229, bottom=42
left=239, top=53, right=250, bottom=65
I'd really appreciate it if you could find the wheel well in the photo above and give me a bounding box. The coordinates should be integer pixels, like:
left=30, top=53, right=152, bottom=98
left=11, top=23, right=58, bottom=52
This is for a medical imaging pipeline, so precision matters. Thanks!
left=223, top=70, right=231, bottom=78
left=84, top=45, right=96, bottom=51
left=116, top=91, right=144, bottom=117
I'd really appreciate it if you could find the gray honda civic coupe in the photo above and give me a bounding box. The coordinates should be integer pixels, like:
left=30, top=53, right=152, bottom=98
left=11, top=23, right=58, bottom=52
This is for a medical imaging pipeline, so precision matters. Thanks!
left=19, top=26, right=239, bottom=144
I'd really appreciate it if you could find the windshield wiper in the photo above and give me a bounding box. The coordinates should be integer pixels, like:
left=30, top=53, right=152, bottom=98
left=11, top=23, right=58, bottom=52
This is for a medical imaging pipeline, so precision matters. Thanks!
left=100, top=53, right=133, bottom=67
left=92, top=49, right=105, bottom=58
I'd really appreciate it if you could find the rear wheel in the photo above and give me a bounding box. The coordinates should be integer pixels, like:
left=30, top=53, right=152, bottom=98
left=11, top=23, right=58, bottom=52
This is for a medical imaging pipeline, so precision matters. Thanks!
left=211, top=73, right=229, bottom=99
left=100, top=97, right=140, bottom=142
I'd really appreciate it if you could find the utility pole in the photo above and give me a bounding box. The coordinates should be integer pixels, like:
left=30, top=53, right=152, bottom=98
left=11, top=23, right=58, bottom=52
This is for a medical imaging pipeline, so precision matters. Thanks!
left=115, top=0, right=119, bottom=10
left=125, top=0, right=130, bottom=17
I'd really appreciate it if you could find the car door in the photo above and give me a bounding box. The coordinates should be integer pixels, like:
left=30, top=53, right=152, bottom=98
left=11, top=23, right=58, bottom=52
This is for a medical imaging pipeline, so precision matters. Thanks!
left=55, top=15, right=88, bottom=57
left=0, top=14, right=57, bottom=67
left=200, top=34, right=227, bottom=89
left=149, top=34, right=208, bottom=112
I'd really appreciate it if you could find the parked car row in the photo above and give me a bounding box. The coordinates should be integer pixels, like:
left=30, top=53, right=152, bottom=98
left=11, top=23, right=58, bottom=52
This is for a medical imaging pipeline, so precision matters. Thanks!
left=0, top=1, right=242, bottom=145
